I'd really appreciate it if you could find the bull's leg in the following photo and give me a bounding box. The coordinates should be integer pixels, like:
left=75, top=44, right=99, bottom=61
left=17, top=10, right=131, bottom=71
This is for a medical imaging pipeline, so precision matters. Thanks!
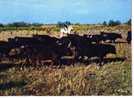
left=25, top=57, right=32, bottom=66
left=128, top=40, right=131, bottom=44
left=53, top=57, right=58, bottom=65
left=57, top=58, right=62, bottom=68
left=72, top=59, right=75, bottom=66
left=8, top=56, right=12, bottom=62
left=53, top=55, right=61, bottom=68
left=72, top=58, right=76, bottom=66
left=24, top=57, right=28, bottom=64
left=111, top=39, right=115, bottom=43
left=96, top=40, right=100, bottom=44
left=35, top=59, right=40, bottom=66
left=50, top=60, right=54, bottom=67
left=99, top=57, right=104, bottom=66
left=80, top=56, right=84, bottom=62
left=102, top=39, right=105, bottom=43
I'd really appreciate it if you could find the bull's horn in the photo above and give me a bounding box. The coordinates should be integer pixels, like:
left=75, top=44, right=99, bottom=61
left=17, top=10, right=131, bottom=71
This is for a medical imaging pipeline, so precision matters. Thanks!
left=20, top=45, right=25, bottom=48
left=90, top=35, right=93, bottom=38
left=67, top=41, right=72, bottom=48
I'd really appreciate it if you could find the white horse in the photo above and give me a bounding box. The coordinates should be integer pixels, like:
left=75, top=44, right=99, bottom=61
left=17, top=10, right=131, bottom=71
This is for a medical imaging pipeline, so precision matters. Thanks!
left=60, top=25, right=73, bottom=38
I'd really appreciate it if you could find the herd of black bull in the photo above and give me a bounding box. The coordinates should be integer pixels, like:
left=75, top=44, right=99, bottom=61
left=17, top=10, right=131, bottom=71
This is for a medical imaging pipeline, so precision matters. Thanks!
left=0, top=31, right=131, bottom=66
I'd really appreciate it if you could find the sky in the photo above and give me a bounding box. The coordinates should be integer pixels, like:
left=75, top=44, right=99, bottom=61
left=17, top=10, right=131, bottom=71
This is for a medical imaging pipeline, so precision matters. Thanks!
left=0, top=0, right=132, bottom=24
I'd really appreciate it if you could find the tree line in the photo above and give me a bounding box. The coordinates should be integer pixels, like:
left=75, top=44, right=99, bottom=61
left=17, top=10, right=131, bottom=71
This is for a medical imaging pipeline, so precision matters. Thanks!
left=0, top=22, right=43, bottom=28
left=0, top=19, right=131, bottom=28
left=102, top=19, right=131, bottom=26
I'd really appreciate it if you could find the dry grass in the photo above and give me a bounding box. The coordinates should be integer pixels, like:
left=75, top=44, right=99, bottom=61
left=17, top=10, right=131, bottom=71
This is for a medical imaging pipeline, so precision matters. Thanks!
left=0, top=25, right=131, bottom=41
left=0, top=61, right=131, bottom=96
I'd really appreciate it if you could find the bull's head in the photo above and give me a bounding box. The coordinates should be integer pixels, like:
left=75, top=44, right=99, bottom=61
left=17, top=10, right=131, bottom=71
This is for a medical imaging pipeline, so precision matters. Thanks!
left=8, top=48, right=21, bottom=56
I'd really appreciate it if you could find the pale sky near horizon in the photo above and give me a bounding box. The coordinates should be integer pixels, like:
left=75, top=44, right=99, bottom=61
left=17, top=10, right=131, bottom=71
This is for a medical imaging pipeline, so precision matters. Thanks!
left=0, top=0, right=132, bottom=24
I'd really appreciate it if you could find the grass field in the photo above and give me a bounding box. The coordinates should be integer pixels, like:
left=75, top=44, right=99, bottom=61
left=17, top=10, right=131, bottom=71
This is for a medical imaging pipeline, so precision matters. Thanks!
left=0, top=25, right=132, bottom=96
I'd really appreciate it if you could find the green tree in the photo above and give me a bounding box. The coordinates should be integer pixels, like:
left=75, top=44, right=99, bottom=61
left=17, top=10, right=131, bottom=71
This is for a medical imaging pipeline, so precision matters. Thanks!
left=108, top=20, right=121, bottom=26
left=102, top=21, right=107, bottom=26
left=57, top=21, right=71, bottom=28
left=0, top=23, right=4, bottom=27
left=75, top=23, right=80, bottom=25
left=125, top=19, right=131, bottom=25
left=7, top=22, right=31, bottom=27
left=32, top=23, right=43, bottom=26
left=64, top=21, right=71, bottom=26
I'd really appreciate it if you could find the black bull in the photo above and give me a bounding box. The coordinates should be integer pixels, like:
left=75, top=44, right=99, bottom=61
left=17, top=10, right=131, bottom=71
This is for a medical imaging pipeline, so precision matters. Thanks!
left=21, top=44, right=75, bottom=66
left=100, top=32, right=122, bottom=42
left=76, top=43, right=116, bottom=66
left=1, top=34, right=117, bottom=66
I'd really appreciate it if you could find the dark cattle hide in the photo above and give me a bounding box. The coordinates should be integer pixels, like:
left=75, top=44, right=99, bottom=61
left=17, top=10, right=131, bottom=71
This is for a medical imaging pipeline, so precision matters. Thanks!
left=83, top=34, right=104, bottom=44
left=28, top=46, right=59, bottom=66
left=126, top=31, right=131, bottom=44
left=0, top=46, right=8, bottom=60
left=16, top=42, right=75, bottom=66
left=59, top=36, right=78, bottom=47
left=8, top=45, right=28, bottom=60
left=33, top=35, right=59, bottom=46
left=76, top=43, right=116, bottom=66
left=13, top=37, right=40, bottom=46
left=0, top=41, right=11, bottom=60
left=0, top=41, right=8, bottom=45
left=101, top=32, right=122, bottom=43
left=1, top=34, right=118, bottom=66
